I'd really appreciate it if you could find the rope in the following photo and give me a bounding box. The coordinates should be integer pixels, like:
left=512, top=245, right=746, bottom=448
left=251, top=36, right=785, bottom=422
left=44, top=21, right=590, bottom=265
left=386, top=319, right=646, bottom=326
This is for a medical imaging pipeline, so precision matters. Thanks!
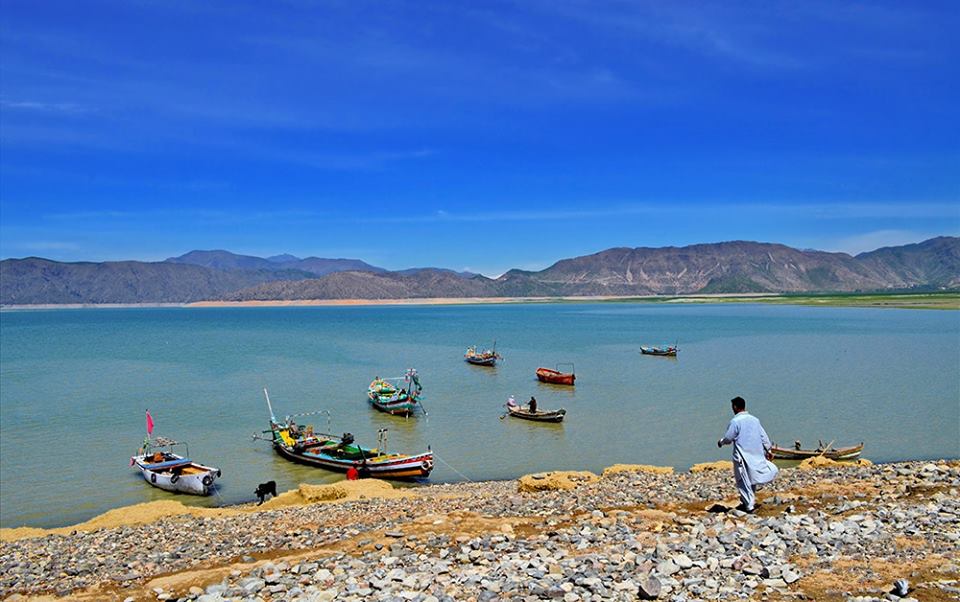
left=434, top=453, right=474, bottom=483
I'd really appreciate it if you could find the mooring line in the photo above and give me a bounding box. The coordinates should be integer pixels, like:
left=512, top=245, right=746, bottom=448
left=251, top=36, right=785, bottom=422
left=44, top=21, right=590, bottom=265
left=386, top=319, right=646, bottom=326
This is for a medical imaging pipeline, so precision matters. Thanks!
left=434, top=453, right=474, bottom=483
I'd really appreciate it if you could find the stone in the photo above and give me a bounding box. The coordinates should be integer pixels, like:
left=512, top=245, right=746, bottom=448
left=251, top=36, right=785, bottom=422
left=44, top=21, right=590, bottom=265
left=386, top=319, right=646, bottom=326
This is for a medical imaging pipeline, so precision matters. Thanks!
left=637, top=575, right=662, bottom=600
left=656, top=560, right=680, bottom=577
left=672, top=554, right=693, bottom=570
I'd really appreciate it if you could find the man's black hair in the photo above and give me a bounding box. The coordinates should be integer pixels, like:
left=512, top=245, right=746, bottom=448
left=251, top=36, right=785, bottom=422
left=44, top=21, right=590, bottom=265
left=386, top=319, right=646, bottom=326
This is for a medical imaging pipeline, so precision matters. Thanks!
left=731, top=396, right=746, bottom=411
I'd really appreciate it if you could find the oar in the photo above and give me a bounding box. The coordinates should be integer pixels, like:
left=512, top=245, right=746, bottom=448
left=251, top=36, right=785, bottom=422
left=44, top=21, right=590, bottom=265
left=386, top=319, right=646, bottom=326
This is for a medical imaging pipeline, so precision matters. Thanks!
left=417, top=393, right=428, bottom=417
left=818, top=440, right=835, bottom=457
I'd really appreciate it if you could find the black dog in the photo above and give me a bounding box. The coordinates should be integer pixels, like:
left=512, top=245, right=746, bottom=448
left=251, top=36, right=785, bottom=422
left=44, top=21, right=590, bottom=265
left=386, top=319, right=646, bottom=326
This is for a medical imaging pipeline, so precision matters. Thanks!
left=254, top=480, right=277, bottom=505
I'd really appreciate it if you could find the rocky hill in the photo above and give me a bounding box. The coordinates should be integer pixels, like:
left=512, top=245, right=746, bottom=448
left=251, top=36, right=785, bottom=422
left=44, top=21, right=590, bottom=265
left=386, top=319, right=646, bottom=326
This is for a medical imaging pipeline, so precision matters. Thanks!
left=222, top=269, right=500, bottom=301
left=2, top=237, right=957, bottom=304
left=0, top=258, right=310, bottom=304
left=166, top=250, right=385, bottom=277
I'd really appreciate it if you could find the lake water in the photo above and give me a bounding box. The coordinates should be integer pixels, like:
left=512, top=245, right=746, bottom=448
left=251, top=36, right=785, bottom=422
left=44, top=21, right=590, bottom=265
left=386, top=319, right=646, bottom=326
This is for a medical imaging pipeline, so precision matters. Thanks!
left=1, top=303, right=958, bottom=528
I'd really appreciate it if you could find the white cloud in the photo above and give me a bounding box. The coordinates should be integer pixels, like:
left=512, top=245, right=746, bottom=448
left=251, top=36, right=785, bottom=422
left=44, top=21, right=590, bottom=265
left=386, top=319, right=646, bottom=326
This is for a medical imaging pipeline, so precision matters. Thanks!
left=827, top=230, right=943, bottom=255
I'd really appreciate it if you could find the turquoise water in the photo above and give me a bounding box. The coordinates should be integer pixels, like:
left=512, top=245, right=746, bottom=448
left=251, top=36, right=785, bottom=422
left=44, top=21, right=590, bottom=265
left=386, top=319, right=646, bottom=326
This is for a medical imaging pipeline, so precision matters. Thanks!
left=1, top=303, right=958, bottom=528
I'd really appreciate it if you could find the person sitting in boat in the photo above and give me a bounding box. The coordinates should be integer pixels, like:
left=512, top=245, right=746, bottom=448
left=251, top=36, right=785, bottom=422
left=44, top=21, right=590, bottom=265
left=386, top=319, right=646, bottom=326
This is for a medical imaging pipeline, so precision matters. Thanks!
left=506, top=395, right=518, bottom=409
left=528, top=396, right=538, bottom=413
left=287, top=421, right=301, bottom=438
left=332, top=432, right=355, bottom=454
left=399, top=388, right=407, bottom=399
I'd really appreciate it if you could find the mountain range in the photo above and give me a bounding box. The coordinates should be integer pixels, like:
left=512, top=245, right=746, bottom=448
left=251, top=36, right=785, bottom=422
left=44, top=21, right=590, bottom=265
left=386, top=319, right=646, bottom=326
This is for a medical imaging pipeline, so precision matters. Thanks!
left=1, top=237, right=957, bottom=305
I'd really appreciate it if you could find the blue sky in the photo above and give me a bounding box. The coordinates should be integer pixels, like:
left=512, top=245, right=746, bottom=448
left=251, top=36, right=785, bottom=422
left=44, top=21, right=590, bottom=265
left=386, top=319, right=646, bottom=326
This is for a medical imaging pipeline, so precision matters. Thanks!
left=1, top=1, right=957, bottom=276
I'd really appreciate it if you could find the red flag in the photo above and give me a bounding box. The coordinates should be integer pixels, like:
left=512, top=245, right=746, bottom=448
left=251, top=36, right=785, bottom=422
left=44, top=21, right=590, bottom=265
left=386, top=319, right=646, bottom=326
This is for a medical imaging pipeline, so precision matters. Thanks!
left=146, top=410, right=154, bottom=435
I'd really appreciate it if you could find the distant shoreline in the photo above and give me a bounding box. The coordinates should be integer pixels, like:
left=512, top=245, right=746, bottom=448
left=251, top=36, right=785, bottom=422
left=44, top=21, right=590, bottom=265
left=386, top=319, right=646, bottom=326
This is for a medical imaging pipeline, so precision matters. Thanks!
left=1, top=291, right=957, bottom=310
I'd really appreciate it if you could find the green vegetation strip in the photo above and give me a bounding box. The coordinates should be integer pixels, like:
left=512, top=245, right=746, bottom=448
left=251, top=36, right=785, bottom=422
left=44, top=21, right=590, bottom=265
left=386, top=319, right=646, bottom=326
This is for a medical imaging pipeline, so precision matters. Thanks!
left=599, top=292, right=960, bottom=310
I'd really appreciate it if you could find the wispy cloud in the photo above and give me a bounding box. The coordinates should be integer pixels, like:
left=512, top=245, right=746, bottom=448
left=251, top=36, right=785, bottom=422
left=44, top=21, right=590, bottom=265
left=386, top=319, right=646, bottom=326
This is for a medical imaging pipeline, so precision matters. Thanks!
left=368, top=201, right=960, bottom=224
left=827, top=230, right=953, bottom=255
left=0, top=99, right=91, bottom=113
left=268, top=148, right=437, bottom=171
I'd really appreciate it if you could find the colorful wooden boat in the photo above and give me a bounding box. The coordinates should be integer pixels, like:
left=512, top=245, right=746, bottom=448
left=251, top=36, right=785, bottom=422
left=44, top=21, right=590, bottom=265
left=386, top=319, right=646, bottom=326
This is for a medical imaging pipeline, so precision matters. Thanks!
left=367, top=369, right=424, bottom=416
left=131, top=436, right=220, bottom=496
left=259, top=390, right=433, bottom=479
left=536, top=364, right=576, bottom=386
left=465, top=345, right=501, bottom=366
left=770, top=441, right=864, bottom=461
left=507, top=406, right=566, bottom=423
left=640, top=345, right=678, bottom=356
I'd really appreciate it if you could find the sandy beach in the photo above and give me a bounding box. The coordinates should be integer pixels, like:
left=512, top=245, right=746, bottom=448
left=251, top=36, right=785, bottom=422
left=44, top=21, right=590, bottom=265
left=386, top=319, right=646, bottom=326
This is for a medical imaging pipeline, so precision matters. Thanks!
left=1, top=458, right=956, bottom=601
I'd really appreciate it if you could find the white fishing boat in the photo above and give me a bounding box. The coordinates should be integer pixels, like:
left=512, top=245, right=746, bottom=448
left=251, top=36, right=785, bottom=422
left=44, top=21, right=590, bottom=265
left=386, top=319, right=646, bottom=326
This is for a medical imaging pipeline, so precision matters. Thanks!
left=130, top=411, right=220, bottom=495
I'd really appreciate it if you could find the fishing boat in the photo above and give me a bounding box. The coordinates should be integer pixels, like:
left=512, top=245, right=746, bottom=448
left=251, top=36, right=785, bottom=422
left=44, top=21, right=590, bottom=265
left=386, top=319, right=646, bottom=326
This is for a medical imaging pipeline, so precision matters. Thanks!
left=130, top=412, right=220, bottom=495
left=367, top=369, right=424, bottom=416
left=770, top=440, right=864, bottom=461
left=465, top=344, right=501, bottom=366
left=257, top=389, right=434, bottom=479
left=507, top=406, right=566, bottom=423
left=536, top=363, right=576, bottom=386
left=640, top=345, right=678, bottom=356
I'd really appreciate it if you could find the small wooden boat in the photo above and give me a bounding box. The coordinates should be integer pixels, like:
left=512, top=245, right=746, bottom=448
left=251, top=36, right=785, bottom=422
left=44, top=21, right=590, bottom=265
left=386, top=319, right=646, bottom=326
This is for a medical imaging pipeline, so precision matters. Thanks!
left=465, top=345, right=501, bottom=366
left=641, top=345, right=678, bottom=356
left=131, top=436, right=220, bottom=496
left=770, top=441, right=864, bottom=461
left=367, top=369, right=424, bottom=416
left=507, top=406, right=566, bottom=422
left=259, top=390, right=433, bottom=479
left=536, top=363, right=576, bottom=386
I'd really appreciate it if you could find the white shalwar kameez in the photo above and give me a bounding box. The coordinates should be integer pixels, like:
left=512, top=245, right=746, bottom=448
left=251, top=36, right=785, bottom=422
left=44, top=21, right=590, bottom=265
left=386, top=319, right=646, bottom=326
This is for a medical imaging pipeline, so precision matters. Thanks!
left=719, top=411, right=778, bottom=511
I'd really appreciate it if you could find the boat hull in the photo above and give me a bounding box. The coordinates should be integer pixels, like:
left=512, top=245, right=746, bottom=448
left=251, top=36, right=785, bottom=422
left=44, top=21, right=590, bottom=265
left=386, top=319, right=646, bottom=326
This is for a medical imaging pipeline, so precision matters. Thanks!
left=770, top=443, right=864, bottom=461
left=367, top=392, right=419, bottom=416
left=273, top=443, right=433, bottom=479
left=640, top=346, right=677, bottom=356
left=536, top=368, right=575, bottom=386
left=508, top=407, right=566, bottom=422
left=132, top=455, right=220, bottom=496
left=465, top=356, right=497, bottom=366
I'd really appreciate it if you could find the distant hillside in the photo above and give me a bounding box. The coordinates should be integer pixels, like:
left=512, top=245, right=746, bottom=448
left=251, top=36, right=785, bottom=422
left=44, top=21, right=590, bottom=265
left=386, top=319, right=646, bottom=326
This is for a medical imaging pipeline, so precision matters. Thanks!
left=166, top=250, right=385, bottom=277
left=0, top=258, right=309, bottom=304
left=2, top=237, right=957, bottom=304
left=223, top=269, right=499, bottom=301
left=855, top=236, right=960, bottom=289
left=501, top=241, right=887, bottom=295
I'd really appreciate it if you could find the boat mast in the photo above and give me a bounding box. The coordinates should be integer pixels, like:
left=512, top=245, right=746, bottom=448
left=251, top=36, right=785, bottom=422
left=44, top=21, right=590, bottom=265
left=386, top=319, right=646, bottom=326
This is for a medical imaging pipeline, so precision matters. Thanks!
left=263, top=388, right=276, bottom=423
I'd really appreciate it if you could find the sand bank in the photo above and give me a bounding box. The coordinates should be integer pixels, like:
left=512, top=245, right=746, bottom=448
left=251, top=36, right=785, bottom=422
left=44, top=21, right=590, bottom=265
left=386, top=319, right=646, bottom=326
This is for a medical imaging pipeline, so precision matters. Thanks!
left=0, top=480, right=406, bottom=543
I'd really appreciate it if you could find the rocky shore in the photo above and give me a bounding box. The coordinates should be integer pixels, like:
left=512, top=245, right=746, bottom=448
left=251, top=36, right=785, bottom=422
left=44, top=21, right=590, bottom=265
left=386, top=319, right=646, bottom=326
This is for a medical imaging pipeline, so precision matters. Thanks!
left=1, top=459, right=957, bottom=602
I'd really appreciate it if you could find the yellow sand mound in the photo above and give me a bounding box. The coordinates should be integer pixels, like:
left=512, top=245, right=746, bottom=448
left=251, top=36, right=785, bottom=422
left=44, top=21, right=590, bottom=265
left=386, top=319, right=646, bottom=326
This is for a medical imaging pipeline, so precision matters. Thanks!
left=1, top=479, right=409, bottom=542
left=518, top=470, right=599, bottom=493
left=796, top=456, right=872, bottom=470
left=601, top=464, right=674, bottom=477
left=258, top=479, right=406, bottom=509
left=0, top=500, right=230, bottom=542
left=690, top=460, right=733, bottom=472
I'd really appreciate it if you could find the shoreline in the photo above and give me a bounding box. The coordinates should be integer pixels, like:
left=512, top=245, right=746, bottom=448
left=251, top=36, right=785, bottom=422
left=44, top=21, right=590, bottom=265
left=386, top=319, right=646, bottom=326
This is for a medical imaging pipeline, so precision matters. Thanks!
left=2, top=291, right=957, bottom=311
left=7, top=453, right=959, bottom=534
left=1, top=458, right=956, bottom=601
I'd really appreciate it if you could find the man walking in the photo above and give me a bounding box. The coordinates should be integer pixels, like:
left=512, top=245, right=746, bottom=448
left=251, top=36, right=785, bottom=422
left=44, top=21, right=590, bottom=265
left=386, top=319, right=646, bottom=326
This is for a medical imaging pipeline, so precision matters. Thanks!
left=717, top=396, right=778, bottom=513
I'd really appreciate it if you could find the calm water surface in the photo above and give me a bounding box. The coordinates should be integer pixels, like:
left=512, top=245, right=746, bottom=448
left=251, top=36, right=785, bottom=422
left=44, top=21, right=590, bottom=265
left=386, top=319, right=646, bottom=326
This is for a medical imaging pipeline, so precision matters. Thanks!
left=1, top=303, right=958, bottom=528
